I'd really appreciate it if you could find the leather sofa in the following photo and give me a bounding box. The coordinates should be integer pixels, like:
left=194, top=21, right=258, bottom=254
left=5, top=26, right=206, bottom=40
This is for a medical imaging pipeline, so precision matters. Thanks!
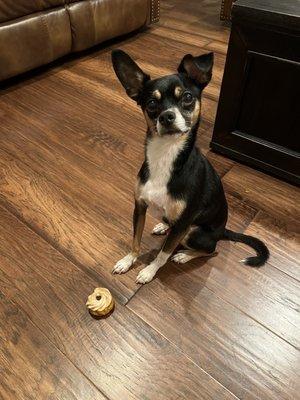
left=220, top=0, right=234, bottom=20
left=0, top=0, right=159, bottom=81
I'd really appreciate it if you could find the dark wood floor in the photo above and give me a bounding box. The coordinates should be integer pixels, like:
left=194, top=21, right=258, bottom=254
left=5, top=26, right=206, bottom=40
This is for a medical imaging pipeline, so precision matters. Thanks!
left=0, top=1, right=299, bottom=399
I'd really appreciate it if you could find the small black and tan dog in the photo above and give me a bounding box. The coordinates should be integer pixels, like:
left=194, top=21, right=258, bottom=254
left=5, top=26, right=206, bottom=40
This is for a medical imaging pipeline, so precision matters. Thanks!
left=111, top=49, right=269, bottom=284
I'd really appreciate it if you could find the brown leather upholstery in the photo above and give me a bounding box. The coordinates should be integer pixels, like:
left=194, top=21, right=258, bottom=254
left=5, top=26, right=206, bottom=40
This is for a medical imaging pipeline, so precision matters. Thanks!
left=220, top=0, right=235, bottom=20
left=0, top=8, right=71, bottom=80
left=68, top=0, right=150, bottom=52
left=0, top=0, right=64, bottom=23
left=0, top=0, right=159, bottom=81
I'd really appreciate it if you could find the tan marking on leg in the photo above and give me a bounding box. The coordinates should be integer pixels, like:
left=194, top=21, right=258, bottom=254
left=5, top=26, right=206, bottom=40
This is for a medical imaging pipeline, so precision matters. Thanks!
left=132, top=196, right=147, bottom=255
left=174, top=86, right=183, bottom=98
left=134, top=178, right=142, bottom=200
left=132, top=210, right=146, bottom=254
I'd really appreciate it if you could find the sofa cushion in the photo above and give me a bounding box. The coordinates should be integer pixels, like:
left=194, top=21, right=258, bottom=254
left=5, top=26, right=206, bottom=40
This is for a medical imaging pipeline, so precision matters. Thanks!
left=67, top=0, right=149, bottom=52
left=0, top=0, right=66, bottom=23
left=0, top=7, right=71, bottom=80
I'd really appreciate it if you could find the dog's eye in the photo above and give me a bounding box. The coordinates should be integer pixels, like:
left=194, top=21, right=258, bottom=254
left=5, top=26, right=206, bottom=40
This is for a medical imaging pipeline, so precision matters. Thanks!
left=182, top=92, right=193, bottom=105
left=146, top=99, right=158, bottom=112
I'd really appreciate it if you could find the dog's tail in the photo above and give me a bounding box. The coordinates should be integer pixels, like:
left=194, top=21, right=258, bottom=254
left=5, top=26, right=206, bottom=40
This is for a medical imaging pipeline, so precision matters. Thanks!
left=222, top=229, right=269, bottom=267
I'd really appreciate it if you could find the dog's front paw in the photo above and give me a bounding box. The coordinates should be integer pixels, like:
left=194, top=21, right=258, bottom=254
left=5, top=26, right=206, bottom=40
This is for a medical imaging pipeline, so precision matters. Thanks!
left=152, top=222, right=169, bottom=235
left=112, top=253, right=137, bottom=274
left=136, top=264, right=157, bottom=284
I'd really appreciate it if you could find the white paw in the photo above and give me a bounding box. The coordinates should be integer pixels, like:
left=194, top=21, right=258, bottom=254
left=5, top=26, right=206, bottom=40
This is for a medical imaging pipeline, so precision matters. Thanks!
left=112, top=253, right=137, bottom=274
left=136, top=265, right=157, bottom=284
left=171, top=251, right=194, bottom=264
left=152, top=222, right=169, bottom=235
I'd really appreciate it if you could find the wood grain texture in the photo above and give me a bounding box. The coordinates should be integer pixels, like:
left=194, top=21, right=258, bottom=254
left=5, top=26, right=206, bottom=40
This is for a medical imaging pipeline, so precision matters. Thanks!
left=223, top=165, right=300, bottom=220
left=0, top=129, right=135, bottom=304
left=244, top=211, right=300, bottom=281
left=0, top=294, right=105, bottom=400
left=151, top=25, right=212, bottom=48
left=182, top=196, right=300, bottom=348
left=173, top=240, right=300, bottom=348
left=0, top=206, right=236, bottom=400
left=128, top=269, right=300, bottom=400
left=225, top=194, right=257, bottom=232
left=205, top=40, right=229, bottom=55
left=159, top=1, right=230, bottom=43
left=130, top=196, right=300, bottom=349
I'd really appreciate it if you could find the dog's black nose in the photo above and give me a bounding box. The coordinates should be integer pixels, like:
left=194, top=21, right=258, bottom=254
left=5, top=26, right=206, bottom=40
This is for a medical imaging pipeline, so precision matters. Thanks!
left=159, top=111, right=176, bottom=126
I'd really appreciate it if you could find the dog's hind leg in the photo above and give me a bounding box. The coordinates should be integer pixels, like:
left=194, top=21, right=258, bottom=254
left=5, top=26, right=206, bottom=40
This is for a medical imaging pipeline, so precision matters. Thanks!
left=186, top=226, right=218, bottom=251
left=172, top=249, right=217, bottom=264
left=172, top=226, right=218, bottom=264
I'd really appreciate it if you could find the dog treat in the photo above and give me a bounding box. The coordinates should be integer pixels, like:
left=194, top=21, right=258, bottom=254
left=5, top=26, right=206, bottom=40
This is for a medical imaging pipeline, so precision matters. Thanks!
left=86, top=288, right=115, bottom=316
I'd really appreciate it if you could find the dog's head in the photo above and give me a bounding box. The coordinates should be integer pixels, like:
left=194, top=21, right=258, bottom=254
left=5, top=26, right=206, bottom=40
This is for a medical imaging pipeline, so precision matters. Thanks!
left=111, top=50, right=213, bottom=136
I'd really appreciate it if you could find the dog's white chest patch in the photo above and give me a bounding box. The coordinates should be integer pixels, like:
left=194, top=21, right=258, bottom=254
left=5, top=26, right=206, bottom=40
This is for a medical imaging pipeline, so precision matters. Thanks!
left=139, top=135, right=185, bottom=216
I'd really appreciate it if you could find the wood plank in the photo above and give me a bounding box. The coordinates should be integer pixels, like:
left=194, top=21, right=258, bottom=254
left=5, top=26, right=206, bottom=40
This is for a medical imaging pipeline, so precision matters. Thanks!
left=0, top=294, right=105, bottom=400
left=0, top=132, right=137, bottom=304
left=128, top=268, right=299, bottom=400
left=206, top=151, right=235, bottom=178
left=0, top=206, right=236, bottom=400
left=164, top=196, right=300, bottom=349
left=222, top=165, right=300, bottom=220
left=195, top=114, right=237, bottom=177
left=188, top=239, right=300, bottom=348
left=201, top=96, right=220, bottom=124
left=205, top=40, right=229, bottom=55
left=159, top=8, right=230, bottom=43
left=244, top=211, right=300, bottom=281
left=226, top=194, right=258, bottom=232
left=150, top=25, right=212, bottom=48
left=196, top=120, right=235, bottom=178
left=0, top=58, right=146, bottom=176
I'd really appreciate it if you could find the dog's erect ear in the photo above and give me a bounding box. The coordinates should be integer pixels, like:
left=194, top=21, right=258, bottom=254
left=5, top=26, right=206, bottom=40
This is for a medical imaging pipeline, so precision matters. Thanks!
left=178, top=52, right=214, bottom=87
left=111, top=49, right=150, bottom=101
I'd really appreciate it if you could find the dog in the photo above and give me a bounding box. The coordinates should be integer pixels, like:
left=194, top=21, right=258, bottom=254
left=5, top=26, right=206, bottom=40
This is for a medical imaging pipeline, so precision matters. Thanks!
left=111, top=49, right=269, bottom=284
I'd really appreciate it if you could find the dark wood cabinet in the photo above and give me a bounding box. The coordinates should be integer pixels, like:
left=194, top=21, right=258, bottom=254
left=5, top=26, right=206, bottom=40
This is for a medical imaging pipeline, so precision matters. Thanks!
left=211, top=0, right=300, bottom=185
